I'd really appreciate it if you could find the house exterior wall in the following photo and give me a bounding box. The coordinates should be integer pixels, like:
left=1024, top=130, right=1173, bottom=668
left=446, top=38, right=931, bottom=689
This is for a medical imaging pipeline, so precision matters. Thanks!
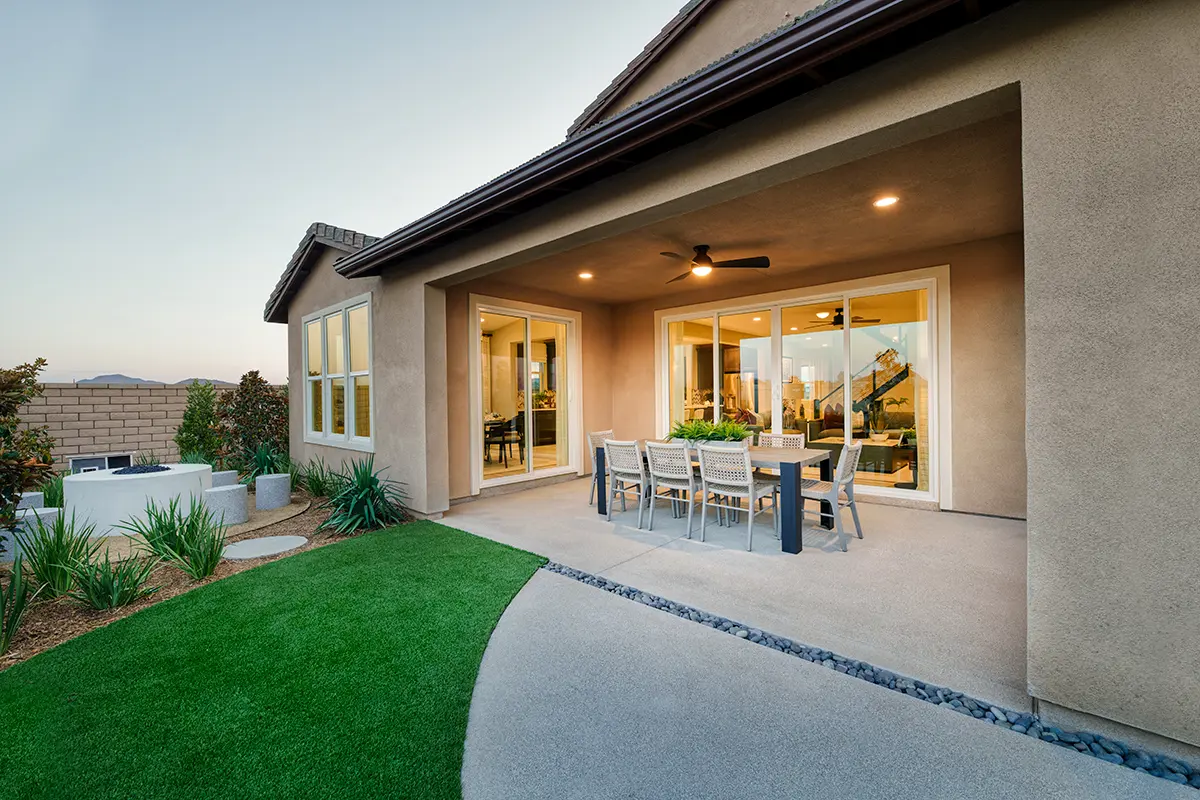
left=283, top=0, right=1200, bottom=745
left=607, top=234, right=1026, bottom=519
left=598, top=0, right=826, bottom=122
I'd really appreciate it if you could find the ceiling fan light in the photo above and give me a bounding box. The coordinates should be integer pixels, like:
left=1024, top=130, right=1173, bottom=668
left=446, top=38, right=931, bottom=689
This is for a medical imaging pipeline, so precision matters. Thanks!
left=816, top=311, right=830, bottom=319
left=691, top=265, right=713, bottom=277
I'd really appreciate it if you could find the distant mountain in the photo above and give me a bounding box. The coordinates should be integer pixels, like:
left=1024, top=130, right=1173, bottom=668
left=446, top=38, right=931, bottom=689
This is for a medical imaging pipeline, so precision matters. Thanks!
left=78, top=374, right=160, bottom=385
left=174, top=378, right=236, bottom=387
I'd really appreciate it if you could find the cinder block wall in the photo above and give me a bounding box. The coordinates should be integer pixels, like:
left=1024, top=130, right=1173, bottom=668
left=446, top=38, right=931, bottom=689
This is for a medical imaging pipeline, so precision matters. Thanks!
left=17, top=384, right=214, bottom=468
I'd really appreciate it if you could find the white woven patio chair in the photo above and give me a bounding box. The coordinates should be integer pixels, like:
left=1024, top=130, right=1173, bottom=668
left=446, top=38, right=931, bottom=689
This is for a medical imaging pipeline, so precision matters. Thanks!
left=587, top=429, right=614, bottom=505
left=645, top=441, right=698, bottom=537
left=697, top=444, right=779, bottom=551
left=603, top=439, right=648, bottom=529
left=801, top=441, right=864, bottom=552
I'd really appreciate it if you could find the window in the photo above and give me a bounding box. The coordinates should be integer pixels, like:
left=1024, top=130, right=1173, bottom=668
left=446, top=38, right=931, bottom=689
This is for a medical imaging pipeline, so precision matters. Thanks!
left=304, top=295, right=372, bottom=449
left=70, top=453, right=132, bottom=474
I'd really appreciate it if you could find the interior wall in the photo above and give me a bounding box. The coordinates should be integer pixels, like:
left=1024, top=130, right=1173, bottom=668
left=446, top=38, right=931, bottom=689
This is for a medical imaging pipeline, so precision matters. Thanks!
left=444, top=277, right=614, bottom=501
left=609, top=233, right=1026, bottom=518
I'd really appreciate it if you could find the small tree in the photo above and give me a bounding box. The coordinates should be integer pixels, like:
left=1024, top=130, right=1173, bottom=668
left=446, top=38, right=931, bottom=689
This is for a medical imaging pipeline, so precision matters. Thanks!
left=174, top=380, right=221, bottom=460
left=1, top=359, right=55, bottom=535
left=216, top=371, right=288, bottom=465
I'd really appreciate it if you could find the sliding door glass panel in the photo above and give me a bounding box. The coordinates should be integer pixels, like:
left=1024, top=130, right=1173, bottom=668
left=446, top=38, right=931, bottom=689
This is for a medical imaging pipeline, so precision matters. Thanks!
left=717, top=311, right=771, bottom=433
left=848, top=289, right=930, bottom=491
left=530, top=319, right=569, bottom=472
left=783, top=302, right=847, bottom=479
left=480, top=312, right=528, bottom=480
left=667, top=317, right=715, bottom=428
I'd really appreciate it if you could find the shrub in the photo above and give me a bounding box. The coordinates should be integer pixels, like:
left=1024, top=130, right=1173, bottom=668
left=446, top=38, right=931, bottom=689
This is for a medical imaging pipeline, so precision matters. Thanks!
left=1, top=557, right=36, bottom=655
left=120, top=496, right=226, bottom=580
left=174, top=381, right=221, bottom=463
left=301, top=456, right=340, bottom=498
left=69, top=552, right=158, bottom=609
left=179, top=451, right=211, bottom=465
left=38, top=472, right=65, bottom=508
left=0, top=359, right=54, bottom=540
left=15, top=511, right=101, bottom=598
left=240, top=443, right=283, bottom=486
left=217, top=371, right=287, bottom=463
left=318, top=456, right=409, bottom=536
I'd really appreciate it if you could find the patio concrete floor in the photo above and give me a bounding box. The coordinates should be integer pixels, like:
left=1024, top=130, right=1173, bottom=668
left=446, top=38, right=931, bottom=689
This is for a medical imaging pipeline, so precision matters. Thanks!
left=442, top=477, right=1029, bottom=710
left=462, top=571, right=1188, bottom=800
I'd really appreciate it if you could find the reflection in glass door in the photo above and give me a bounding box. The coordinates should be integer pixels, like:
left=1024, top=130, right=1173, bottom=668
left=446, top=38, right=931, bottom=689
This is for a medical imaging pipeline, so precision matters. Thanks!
left=781, top=302, right=845, bottom=479
left=718, top=310, right=771, bottom=430
left=529, top=319, right=569, bottom=474
left=667, top=316, right=716, bottom=424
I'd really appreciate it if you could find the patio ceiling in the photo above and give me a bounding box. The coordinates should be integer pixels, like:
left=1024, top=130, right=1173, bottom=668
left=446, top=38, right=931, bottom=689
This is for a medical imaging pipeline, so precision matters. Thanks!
left=486, top=112, right=1021, bottom=305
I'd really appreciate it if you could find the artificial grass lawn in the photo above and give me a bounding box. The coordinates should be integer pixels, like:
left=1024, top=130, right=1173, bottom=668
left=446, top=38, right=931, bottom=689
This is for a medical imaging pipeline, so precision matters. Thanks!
left=0, top=522, right=545, bottom=799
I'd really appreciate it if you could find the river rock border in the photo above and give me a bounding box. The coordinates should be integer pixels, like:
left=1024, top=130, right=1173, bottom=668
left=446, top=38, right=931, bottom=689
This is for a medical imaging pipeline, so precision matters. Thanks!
left=541, top=561, right=1200, bottom=790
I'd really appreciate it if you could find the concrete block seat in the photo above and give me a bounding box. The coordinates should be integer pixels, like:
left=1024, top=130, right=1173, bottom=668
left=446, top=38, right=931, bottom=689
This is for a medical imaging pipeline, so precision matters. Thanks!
left=18, top=491, right=44, bottom=510
left=211, top=470, right=239, bottom=488
left=204, top=484, right=249, bottom=525
left=1, top=507, right=61, bottom=562
left=255, top=473, right=291, bottom=511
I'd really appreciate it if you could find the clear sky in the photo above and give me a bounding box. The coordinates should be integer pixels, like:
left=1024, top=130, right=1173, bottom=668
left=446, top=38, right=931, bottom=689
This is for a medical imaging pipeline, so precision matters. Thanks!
left=0, top=0, right=682, bottom=383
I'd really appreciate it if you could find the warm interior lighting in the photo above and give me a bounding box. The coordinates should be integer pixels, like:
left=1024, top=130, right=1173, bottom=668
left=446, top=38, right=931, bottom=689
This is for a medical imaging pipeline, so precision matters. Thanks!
left=789, top=326, right=798, bottom=331
left=752, top=316, right=761, bottom=322
left=816, top=311, right=830, bottom=319
left=691, top=265, right=713, bottom=277
left=578, top=272, right=593, bottom=279
left=873, top=196, right=899, bottom=208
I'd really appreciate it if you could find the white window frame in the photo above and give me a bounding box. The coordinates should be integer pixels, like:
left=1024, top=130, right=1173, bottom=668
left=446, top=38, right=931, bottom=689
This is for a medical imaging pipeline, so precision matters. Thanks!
left=302, top=293, right=374, bottom=452
left=654, top=266, right=952, bottom=509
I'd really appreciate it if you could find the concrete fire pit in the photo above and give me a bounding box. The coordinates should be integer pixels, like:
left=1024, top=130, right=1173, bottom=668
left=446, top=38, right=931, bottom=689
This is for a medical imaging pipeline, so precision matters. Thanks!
left=64, top=464, right=213, bottom=537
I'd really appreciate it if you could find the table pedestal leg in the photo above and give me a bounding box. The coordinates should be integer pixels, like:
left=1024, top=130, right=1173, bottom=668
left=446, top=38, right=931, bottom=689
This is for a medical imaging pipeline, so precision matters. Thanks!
left=820, top=456, right=834, bottom=530
left=780, top=461, right=802, bottom=554
left=596, top=446, right=607, bottom=516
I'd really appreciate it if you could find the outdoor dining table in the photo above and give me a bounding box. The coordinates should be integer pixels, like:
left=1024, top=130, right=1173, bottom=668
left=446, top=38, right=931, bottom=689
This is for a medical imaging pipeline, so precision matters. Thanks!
left=594, top=442, right=833, bottom=554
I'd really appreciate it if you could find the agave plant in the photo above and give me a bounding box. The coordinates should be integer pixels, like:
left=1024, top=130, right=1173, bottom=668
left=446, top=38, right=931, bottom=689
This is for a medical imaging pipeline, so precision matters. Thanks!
left=1, top=557, right=37, bottom=655
left=69, top=552, right=158, bottom=609
left=15, top=512, right=101, bottom=598
left=317, top=456, right=408, bottom=536
left=240, top=443, right=282, bottom=486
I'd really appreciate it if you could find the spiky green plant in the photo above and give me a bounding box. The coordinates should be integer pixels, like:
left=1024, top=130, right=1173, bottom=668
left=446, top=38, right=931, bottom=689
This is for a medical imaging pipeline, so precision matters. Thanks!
left=240, top=443, right=282, bottom=486
left=69, top=552, right=158, bottom=609
left=38, top=473, right=65, bottom=508
left=178, top=451, right=211, bottom=465
left=118, top=496, right=188, bottom=556
left=317, top=456, right=408, bottom=536
left=15, top=511, right=101, bottom=598
left=668, top=418, right=751, bottom=442
left=1, top=557, right=37, bottom=655
left=301, top=456, right=340, bottom=498
left=135, top=451, right=161, bottom=467
left=119, top=496, right=226, bottom=580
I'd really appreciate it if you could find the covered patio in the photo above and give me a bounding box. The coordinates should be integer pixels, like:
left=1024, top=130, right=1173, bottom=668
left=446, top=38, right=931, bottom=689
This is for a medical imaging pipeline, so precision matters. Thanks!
left=443, top=478, right=1028, bottom=711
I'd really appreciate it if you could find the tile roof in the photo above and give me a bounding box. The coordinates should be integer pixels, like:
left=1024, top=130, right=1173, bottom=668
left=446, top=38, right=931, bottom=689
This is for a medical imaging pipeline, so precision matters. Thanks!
left=263, top=222, right=379, bottom=323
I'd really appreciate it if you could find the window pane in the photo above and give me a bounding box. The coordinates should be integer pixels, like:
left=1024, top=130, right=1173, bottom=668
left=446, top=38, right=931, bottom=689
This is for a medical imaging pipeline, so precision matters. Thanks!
left=667, top=317, right=714, bottom=428
left=326, top=312, right=344, bottom=375
left=306, top=321, right=322, bottom=377
left=349, top=305, right=369, bottom=373
left=783, top=302, right=847, bottom=479
left=718, top=311, right=771, bottom=431
left=530, top=319, right=568, bottom=471
left=480, top=313, right=528, bottom=480
left=353, top=375, right=370, bottom=438
left=330, top=377, right=346, bottom=435
left=848, top=289, right=930, bottom=492
left=309, top=379, right=323, bottom=433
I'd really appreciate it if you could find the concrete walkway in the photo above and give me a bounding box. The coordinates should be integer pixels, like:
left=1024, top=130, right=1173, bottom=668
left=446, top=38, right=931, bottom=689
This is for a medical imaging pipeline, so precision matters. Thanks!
left=462, top=571, right=1188, bottom=799
left=444, top=478, right=1028, bottom=709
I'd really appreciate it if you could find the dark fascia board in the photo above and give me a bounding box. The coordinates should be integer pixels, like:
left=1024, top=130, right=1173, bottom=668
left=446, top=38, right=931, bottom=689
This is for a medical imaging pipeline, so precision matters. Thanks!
left=336, top=0, right=967, bottom=280
left=263, top=226, right=378, bottom=324
left=567, top=0, right=721, bottom=138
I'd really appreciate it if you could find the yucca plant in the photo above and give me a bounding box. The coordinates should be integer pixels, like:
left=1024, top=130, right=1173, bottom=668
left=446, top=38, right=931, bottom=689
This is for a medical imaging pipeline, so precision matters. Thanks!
left=15, top=512, right=101, bottom=598
left=69, top=552, right=158, bottom=609
left=301, top=456, right=340, bottom=498
left=178, top=450, right=211, bottom=465
left=317, top=456, right=408, bottom=536
left=1, top=557, right=37, bottom=655
left=120, top=497, right=226, bottom=580
left=240, top=443, right=282, bottom=486
left=38, top=473, right=65, bottom=508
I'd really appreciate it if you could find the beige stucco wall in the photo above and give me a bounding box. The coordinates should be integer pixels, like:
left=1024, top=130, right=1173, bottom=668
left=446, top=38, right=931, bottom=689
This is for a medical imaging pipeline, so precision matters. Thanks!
left=444, top=277, right=614, bottom=501
left=607, top=234, right=1026, bottom=519
left=281, top=0, right=1200, bottom=744
left=600, top=0, right=826, bottom=121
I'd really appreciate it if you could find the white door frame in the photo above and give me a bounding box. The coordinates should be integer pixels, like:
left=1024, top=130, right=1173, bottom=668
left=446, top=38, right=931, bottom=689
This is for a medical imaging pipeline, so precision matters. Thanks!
left=468, top=294, right=584, bottom=495
left=653, top=266, right=952, bottom=509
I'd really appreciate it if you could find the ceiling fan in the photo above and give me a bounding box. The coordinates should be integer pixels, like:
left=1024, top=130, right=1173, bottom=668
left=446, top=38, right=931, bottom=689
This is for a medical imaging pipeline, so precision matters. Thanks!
left=807, top=307, right=880, bottom=328
left=660, top=244, right=770, bottom=283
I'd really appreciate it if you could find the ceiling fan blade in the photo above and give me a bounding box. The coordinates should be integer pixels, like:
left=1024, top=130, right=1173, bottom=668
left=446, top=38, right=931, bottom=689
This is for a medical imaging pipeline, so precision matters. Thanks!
left=659, top=251, right=690, bottom=262
left=713, top=256, right=770, bottom=269
left=851, top=317, right=882, bottom=324
left=666, top=271, right=692, bottom=284
left=806, top=322, right=831, bottom=329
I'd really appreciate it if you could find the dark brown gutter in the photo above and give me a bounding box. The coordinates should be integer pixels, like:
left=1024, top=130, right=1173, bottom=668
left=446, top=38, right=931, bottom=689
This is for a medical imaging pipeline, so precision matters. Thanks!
left=337, top=0, right=1013, bottom=279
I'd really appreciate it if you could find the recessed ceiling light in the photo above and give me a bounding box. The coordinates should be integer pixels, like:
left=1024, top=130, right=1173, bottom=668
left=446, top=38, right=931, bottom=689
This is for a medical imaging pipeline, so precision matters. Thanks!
left=480, top=317, right=486, bottom=323
left=821, top=343, right=829, bottom=347
left=752, top=316, right=761, bottom=322
left=805, top=337, right=813, bottom=341
left=816, top=311, right=830, bottom=319
left=873, top=196, right=899, bottom=208
left=578, top=272, right=593, bottom=279
left=892, top=336, right=898, bottom=342
left=789, top=326, right=798, bottom=331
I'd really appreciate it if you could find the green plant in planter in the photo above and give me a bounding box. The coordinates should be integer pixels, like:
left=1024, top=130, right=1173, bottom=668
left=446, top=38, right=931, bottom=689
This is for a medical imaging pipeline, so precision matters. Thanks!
left=317, top=456, right=409, bottom=536
left=667, top=419, right=751, bottom=442
left=900, top=428, right=917, bottom=445
left=710, top=419, right=751, bottom=442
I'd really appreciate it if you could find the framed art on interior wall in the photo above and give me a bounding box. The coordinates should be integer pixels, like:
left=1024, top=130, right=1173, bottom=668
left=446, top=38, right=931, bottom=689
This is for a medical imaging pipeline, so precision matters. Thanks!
left=782, top=357, right=794, bottom=384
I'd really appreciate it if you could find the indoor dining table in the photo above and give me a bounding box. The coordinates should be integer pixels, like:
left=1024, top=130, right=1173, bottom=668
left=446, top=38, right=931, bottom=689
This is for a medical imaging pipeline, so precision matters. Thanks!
left=594, top=442, right=833, bottom=554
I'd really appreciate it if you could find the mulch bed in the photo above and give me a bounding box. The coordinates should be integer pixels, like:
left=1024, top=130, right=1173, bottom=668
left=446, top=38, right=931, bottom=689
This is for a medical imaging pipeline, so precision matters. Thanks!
left=1, top=494, right=343, bottom=672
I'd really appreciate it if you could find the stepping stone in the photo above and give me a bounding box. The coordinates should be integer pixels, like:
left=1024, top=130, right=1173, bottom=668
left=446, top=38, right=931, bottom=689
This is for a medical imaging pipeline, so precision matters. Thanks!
left=223, top=535, right=307, bottom=560
left=255, top=473, right=291, bottom=511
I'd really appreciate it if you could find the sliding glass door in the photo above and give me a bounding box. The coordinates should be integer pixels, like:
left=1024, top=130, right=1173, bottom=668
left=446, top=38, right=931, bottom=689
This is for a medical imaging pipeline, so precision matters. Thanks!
left=662, top=279, right=937, bottom=499
left=479, top=306, right=573, bottom=485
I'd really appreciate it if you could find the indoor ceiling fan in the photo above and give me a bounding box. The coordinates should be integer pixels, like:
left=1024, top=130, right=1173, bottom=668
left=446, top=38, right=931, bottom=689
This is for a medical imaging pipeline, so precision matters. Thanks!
left=660, top=244, right=770, bottom=283
left=807, top=307, right=880, bottom=328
